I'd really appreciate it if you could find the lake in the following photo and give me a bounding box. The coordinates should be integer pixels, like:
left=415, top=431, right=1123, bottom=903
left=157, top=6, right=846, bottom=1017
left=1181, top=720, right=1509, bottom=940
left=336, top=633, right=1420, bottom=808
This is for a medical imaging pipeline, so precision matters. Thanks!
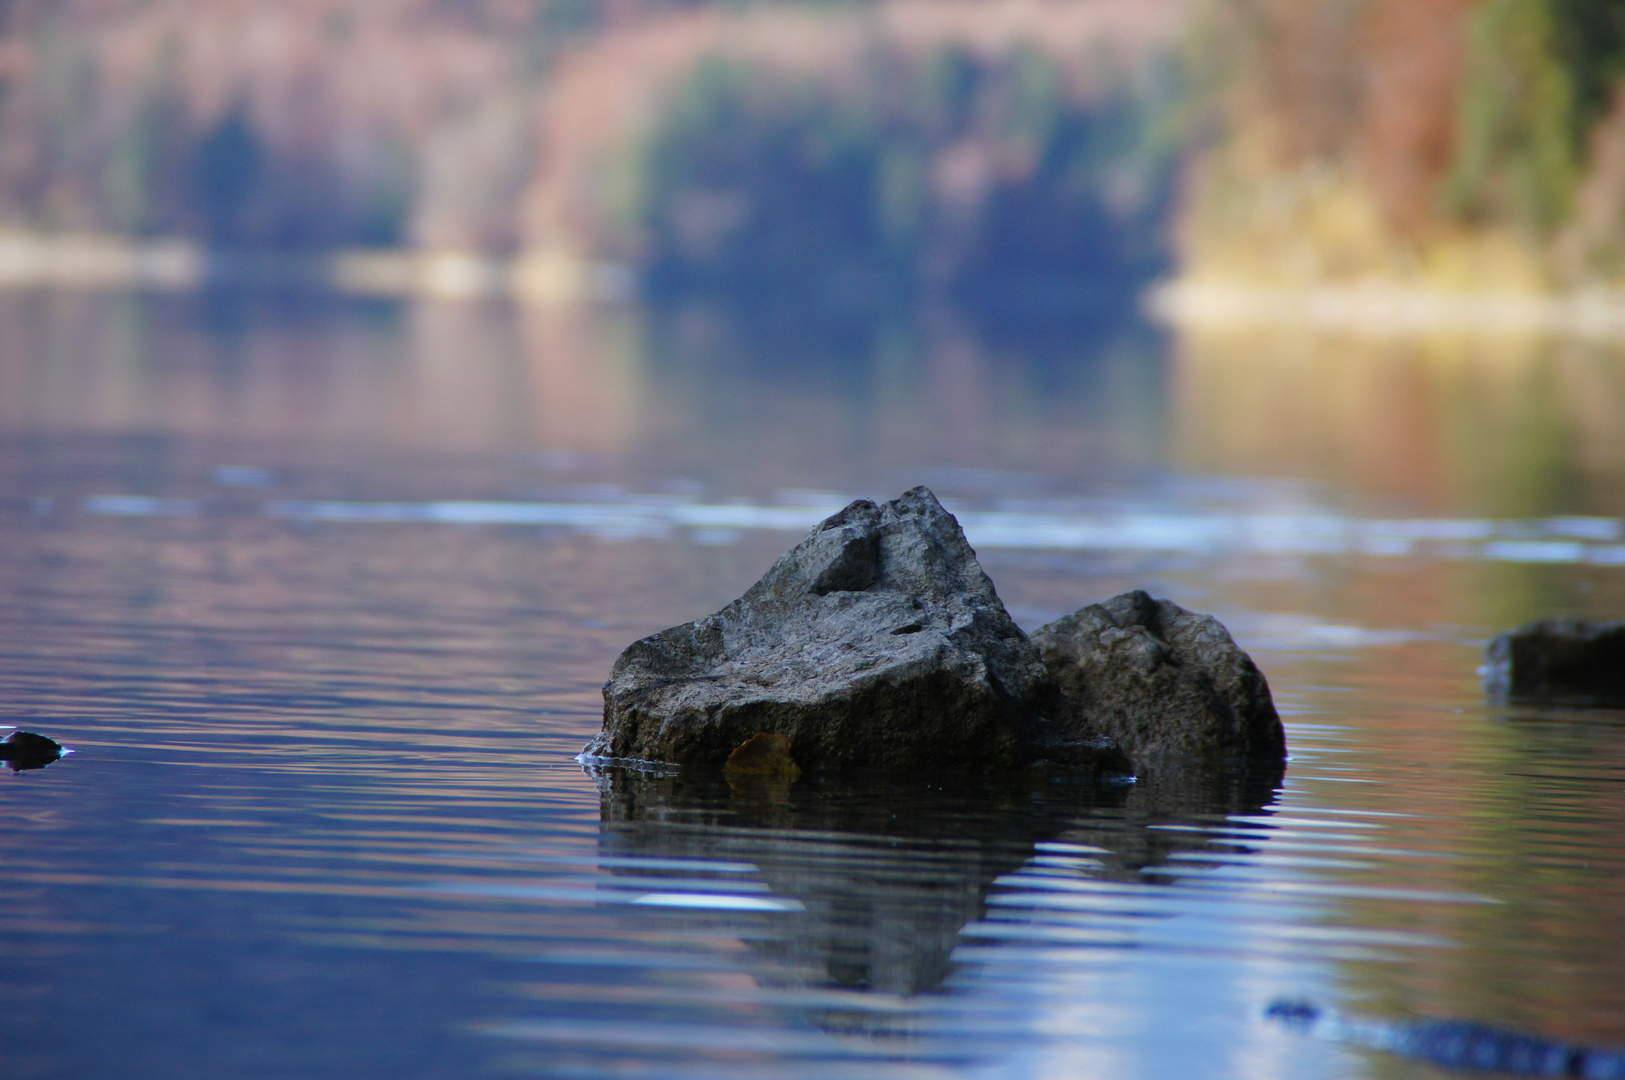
left=3, top=289, right=1624, bottom=1078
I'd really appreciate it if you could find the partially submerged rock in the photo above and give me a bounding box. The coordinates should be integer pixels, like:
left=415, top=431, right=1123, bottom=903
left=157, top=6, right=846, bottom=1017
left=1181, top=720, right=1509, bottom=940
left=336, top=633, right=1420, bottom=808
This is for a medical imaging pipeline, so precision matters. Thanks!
left=1266, top=999, right=1625, bottom=1077
left=1030, top=590, right=1285, bottom=768
left=584, top=486, right=1110, bottom=773
left=1, top=730, right=66, bottom=772
left=582, top=487, right=1283, bottom=778
left=1485, top=618, right=1625, bottom=707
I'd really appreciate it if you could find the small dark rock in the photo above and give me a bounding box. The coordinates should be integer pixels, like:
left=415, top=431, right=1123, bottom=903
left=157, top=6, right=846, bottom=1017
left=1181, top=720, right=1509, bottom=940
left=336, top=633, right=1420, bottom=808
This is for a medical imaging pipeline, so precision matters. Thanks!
left=1485, top=618, right=1625, bottom=707
left=594, top=762, right=1280, bottom=1000
left=1030, top=590, right=1285, bottom=769
left=1, top=730, right=66, bottom=771
left=1266, top=998, right=1625, bottom=1077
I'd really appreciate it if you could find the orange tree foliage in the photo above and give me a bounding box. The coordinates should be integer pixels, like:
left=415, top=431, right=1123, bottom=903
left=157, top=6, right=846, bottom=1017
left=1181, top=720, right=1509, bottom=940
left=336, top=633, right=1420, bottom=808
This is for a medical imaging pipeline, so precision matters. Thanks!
left=1202, top=0, right=1625, bottom=241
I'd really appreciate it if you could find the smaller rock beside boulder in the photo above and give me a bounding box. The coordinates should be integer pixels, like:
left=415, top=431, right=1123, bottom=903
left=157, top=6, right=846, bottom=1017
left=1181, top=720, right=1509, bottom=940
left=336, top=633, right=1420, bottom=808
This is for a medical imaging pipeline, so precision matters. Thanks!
left=1485, top=618, right=1625, bottom=707
left=1032, top=591, right=1284, bottom=768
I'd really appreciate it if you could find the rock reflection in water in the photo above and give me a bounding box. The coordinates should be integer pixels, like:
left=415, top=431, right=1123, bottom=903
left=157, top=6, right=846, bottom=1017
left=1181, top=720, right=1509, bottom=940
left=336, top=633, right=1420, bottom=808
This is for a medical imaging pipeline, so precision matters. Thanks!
left=593, top=762, right=1280, bottom=1017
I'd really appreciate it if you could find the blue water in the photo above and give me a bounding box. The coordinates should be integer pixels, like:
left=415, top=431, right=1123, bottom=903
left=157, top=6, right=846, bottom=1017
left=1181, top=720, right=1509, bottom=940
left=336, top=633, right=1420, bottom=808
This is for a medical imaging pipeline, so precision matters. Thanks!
left=3, top=292, right=1625, bottom=1078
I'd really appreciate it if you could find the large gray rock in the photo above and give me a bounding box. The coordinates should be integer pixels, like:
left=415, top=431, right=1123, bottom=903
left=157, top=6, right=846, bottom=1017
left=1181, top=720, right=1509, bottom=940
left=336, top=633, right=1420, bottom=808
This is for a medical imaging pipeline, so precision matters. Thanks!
left=1030, top=590, right=1285, bottom=768
left=583, top=486, right=1124, bottom=774
left=583, top=487, right=1284, bottom=777
left=1485, top=618, right=1625, bottom=706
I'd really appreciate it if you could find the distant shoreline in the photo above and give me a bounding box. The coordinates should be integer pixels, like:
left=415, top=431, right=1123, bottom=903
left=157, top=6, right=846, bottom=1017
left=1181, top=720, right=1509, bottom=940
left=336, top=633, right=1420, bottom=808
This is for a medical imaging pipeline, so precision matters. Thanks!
left=9, top=231, right=1625, bottom=340
left=0, top=232, right=633, bottom=304
left=1147, top=279, right=1625, bottom=340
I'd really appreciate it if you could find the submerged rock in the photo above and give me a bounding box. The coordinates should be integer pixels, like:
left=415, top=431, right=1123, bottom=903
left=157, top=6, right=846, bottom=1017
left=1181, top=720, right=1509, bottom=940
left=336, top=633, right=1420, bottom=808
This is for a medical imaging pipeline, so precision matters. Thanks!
left=1266, top=999, right=1625, bottom=1077
left=593, top=762, right=1280, bottom=1001
left=1485, top=618, right=1625, bottom=707
left=584, top=486, right=1121, bottom=774
left=1030, top=590, right=1285, bottom=768
left=582, top=487, right=1283, bottom=778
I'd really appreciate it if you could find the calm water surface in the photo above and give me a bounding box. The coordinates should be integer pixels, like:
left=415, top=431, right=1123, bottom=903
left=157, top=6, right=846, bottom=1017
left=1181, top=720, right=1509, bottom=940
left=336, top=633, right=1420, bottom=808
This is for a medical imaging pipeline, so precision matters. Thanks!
left=3, top=292, right=1625, bottom=1078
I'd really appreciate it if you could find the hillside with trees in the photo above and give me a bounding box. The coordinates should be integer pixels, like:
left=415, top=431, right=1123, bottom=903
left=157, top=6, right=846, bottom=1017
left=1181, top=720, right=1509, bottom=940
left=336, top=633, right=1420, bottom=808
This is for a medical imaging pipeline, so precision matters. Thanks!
left=5, top=0, right=1625, bottom=304
left=0, top=0, right=1188, bottom=310
left=1180, top=0, right=1625, bottom=291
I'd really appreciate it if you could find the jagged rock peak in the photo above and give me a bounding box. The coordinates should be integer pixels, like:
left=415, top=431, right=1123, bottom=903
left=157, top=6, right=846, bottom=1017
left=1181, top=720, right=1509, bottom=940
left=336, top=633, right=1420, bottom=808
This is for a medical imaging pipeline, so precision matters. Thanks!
left=583, top=487, right=1123, bottom=775
left=581, top=488, right=1285, bottom=782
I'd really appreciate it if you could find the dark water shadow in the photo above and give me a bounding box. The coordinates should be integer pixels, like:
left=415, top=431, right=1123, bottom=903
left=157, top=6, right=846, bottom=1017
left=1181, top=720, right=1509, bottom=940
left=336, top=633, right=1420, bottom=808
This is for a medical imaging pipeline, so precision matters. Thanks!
left=593, top=762, right=1281, bottom=1007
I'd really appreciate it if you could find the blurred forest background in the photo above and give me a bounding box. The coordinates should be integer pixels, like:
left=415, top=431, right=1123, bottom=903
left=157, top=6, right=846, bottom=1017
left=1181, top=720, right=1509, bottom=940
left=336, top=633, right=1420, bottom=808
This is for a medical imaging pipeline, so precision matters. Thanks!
left=2, top=0, right=1625, bottom=303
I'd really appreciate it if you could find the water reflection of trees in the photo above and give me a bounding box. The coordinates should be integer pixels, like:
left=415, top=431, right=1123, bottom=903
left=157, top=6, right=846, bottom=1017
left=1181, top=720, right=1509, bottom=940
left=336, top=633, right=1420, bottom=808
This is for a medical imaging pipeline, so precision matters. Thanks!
left=635, top=303, right=1168, bottom=490
left=0, top=292, right=1165, bottom=488
left=594, top=764, right=1280, bottom=1007
left=1320, top=702, right=1625, bottom=1051
left=1171, top=327, right=1625, bottom=517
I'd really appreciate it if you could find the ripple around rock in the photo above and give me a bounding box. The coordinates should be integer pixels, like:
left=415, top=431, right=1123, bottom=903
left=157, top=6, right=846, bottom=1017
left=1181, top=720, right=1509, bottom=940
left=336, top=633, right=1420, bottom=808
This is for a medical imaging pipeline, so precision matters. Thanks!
left=582, top=487, right=1285, bottom=779
left=593, top=763, right=1281, bottom=1002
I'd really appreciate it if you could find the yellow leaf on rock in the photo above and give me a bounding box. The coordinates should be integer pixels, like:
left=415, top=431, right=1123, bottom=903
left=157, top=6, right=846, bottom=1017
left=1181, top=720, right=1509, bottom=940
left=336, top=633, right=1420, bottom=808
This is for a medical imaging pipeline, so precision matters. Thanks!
left=723, top=733, right=802, bottom=781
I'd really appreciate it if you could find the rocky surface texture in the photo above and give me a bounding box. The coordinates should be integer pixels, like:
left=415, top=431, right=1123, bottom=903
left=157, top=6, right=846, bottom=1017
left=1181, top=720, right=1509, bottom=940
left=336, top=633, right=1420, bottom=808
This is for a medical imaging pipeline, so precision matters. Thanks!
left=1030, top=590, right=1285, bottom=768
left=583, top=487, right=1283, bottom=776
left=1485, top=618, right=1625, bottom=707
left=583, top=486, right=1116, bottom=773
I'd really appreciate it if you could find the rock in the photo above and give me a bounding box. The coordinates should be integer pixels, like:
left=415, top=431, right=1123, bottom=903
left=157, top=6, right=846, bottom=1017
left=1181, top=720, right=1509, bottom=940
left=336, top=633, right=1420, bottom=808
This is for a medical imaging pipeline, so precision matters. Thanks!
left=1265, top=999, right=1625, bottom=1077
left=581, top=488, right=1285, bottom=778
left=1485, top=618, right=1625, bottom=707
left=1030, top=590, right=1285, bottom=768
left=1, top=730, right=66, bottom=771
left=583, top=486, right=1125, bottom=774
